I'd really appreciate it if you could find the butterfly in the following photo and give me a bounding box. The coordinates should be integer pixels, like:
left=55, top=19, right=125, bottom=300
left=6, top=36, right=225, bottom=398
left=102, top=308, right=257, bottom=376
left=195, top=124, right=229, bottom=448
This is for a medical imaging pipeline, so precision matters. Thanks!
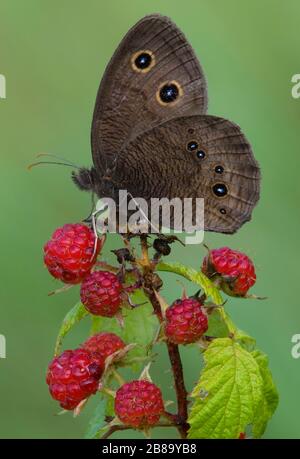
left=72, top=14, right=260, bottom=234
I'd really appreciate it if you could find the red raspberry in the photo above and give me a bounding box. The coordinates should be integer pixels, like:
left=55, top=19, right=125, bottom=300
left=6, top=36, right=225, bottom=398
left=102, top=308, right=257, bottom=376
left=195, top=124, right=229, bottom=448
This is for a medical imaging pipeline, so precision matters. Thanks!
left=46, top=349, right=102, bottom=410
left=115, top=380, right=164, bottom=428
left=80, top=271, right=122, bottom=317
left=202, top=247, right=256, bottom=296
left=82, top=332, right=125, bottom=366
left=44, top=223, right=101, bottom=284
left=165, top=298, right=208, bottom=344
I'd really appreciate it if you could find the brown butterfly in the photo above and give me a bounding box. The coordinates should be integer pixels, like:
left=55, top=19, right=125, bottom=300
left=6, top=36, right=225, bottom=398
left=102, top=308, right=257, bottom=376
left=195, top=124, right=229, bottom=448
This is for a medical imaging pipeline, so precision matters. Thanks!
left=72, top=14, right=260, bottom=234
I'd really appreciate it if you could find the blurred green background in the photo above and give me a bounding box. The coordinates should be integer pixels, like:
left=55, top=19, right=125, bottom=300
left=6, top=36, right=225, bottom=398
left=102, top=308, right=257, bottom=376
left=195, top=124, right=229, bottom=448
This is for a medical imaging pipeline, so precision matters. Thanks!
left=0, top=0, right=299, bottom=439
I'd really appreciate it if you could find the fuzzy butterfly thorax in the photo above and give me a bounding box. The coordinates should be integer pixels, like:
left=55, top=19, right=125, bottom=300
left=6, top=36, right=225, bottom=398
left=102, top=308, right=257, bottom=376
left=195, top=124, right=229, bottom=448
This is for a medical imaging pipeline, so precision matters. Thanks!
left=72, top=167, right=96, bottom=192
left=73, top=14, right=260, bottom=234
left=72, top=164, right=120, bottom=200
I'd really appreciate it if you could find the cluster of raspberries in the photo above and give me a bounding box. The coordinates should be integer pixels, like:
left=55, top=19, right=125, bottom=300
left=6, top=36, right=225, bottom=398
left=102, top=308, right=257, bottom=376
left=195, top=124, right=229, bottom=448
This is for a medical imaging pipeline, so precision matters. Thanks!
left=46, top=332, right=125, bottom=411
left=47, top=331, right=165, bottom=427
left=44, top=223, right=257, bottom=427
left=44, top=223, right=124, bottom=317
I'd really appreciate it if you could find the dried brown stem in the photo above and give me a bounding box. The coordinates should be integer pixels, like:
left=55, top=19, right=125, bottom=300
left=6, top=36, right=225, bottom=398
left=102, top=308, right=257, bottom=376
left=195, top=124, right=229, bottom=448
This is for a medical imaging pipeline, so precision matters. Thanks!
left=138, top=235, right=189, bottom=439
left=146, top=289, right=189, bottom=438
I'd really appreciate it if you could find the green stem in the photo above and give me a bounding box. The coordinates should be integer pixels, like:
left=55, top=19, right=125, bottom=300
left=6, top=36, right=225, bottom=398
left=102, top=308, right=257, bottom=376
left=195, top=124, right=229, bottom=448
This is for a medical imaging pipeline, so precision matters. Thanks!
left=219, top=308, right=237, bottom=336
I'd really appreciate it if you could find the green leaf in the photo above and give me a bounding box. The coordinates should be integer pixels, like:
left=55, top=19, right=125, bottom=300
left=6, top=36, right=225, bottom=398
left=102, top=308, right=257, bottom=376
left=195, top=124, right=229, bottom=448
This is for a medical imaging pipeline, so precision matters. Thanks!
left=206, top=309, right=230, bottom=338
left=84, top=394, right=114, bottom=439
left=235, top=330, right=257, bottom=352
left=85, top=399, right=106, bottom=439
left=251, top=350, right=279, bottom=438
left=188, top=337, right=264, bottom=439
left=91, top=289, right=157, bottom=371
left=156, top=261, right=223, bottom=305
left=54, top=302, right=88, bottom=355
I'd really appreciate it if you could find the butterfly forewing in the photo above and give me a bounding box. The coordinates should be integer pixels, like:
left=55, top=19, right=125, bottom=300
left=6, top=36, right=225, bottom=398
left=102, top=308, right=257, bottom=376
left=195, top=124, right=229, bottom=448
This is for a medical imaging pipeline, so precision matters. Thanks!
left=113, top=115, right=260, bottom=233
left=91, top=14, right=208, bottom=176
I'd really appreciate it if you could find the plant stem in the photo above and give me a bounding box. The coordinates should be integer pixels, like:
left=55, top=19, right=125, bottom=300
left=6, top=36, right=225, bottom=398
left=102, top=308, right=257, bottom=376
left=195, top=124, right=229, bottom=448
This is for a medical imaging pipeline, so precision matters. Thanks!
left=146, top=288, right=189, bottom=438
left=166, top=343, right=189, bottom=436
left=112, top=369, right=125, bottom=386
left=139, top=235, right=189, bottom=439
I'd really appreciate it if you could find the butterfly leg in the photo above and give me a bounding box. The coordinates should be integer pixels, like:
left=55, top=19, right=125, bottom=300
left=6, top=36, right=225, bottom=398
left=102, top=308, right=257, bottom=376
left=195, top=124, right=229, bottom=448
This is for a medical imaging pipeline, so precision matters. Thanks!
left=82, top=192, right=96, bottom=224
left=126, top=191, right=162, bottom=235
left=122, top=290, right=147, bottom=309
left=90, top=205, right=109, bottom=260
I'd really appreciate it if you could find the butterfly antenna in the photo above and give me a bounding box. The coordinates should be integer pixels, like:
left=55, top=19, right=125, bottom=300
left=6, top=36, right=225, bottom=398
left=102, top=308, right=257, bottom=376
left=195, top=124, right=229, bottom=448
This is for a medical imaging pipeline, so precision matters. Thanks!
left=28, top=153, right=80, bottom=170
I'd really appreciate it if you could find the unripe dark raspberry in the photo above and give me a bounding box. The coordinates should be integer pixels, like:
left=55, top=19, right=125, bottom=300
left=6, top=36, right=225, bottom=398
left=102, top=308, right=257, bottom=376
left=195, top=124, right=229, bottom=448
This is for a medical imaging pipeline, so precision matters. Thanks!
left=115, top=380, right=164, bottom=428
left=44, top=223, right=101, bottom=284
left=82, top=332, right=125, bottom=366
left=111, top=248, right=135, bottom=264
left=202, top=247, right=256, bottom=296
left=80, top=271, right=122, bottom=317
left=46, top=349, right=102, bottom=410
left=153, top=238, right=171, bottom=256
left=165, top=298, right=208, bottom=344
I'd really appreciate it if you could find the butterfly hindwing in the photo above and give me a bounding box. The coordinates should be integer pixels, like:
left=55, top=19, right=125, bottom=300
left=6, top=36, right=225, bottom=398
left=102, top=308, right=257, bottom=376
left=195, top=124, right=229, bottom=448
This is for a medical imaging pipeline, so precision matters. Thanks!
left=113, top=115, right=260, bottom=233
